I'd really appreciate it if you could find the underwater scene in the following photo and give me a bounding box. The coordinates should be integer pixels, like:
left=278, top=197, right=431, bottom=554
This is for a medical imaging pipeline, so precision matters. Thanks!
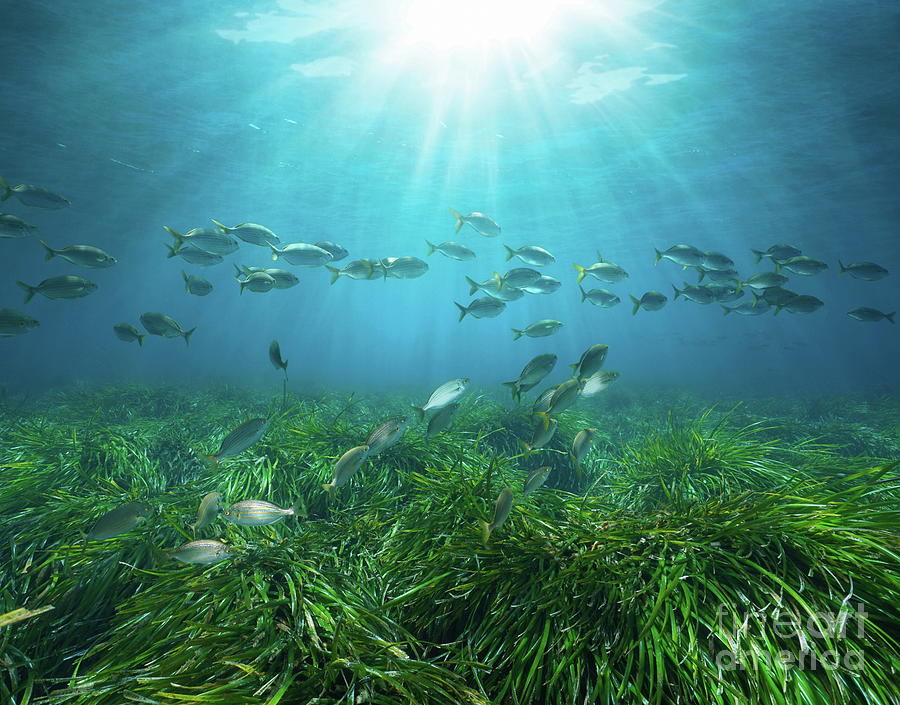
left=1, top=1, right=898, bottom=704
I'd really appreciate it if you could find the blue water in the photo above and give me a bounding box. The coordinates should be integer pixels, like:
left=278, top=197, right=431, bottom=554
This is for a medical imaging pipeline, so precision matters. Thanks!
left=1, top=0, right=897, bottom=396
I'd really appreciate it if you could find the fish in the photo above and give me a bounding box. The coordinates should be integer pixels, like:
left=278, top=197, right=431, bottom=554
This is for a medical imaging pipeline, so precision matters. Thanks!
left=323, top=445, right=369, bottom=492
left=570, top=344, right=608, bottom=380
left=847, top=307, right=894, bottom=324
left=140, top=312, right=196, bottom=345
left=504, top=245, right=556, bottom=266
left=165, top=244, right=224, bottom=266
left=580, top=371, right=620, bottom=397
left=740, top=272, right=788, bottom=291
left=754, top=286, right=797, bottom=307
left=751, top=244, right=802, bottom=264
left=16, top=276, right=97, bottom=303
left=327, top=259, right=374, bottom=283
left=522, top=414, right=558, bottom=452
left=237, top=271, right=276, bottom=294
left=465, top=276, right=524, bottom=301
left=365, top=418, right=408, bottom=456
left=655, top=244, right=705, bottom=268
left=449, top=208, right=501, bottom=237
left=502, top=353, right=557, bottom=402
left=481, top=487, right=515, bottom=543
left=697, top=268, right=740, bottom=284
left=531, top=386, right=557, bottom=416
left=425, top=240, right=476, bottom=260
left=775, top=295, right=824, bottom=315
left=269, top=340, right=288, bottom=373
left=630, top=291, right=668, bottom=314
left=191, top=492, right=223, bottom=536
left=455, top=297, right=506, bottom=321
left=211, top=220, right=280, bottom=247
left=722, top=302, right=770, bottom=316
left=0, top=213, right=37, bottom=238
left=573, top=255, right=628, bottom=284
left=411, top=378, right=469, bottom=421
left=701, top=252, right=735, bottom=271
left=571, top=428, right=597, bottom=465
left=494, top=267, right=542, bottom=289
left=523, top=467, right=551, bottom=494
left=0, top=308, right=39, bottom=337
left=710, top=285, right=744, bottom=303
left=113, top=322, right=146, bottom=346
left=364, top=260, right=386, bottom=280
left=776, top=256, right=828, bottom=276
left=259, top=268, right=299, bottom=289
left=183, top=271, right=213, bottom=296
left=538, top=378, right=581, bottom=417
left=425, top=403, right=459, bottom=439
left=164, top=226, right=238, bottom=256
left=222, top=499, right=295, bottom=526
left=204, top=418, right=269, bottom=464
left=270, top=242, right=332, bottom=266
left=512, top=319, right=563, bottom=340
left=522, top=276, right=562, bottom=295
left=0, top=176, right=69, bottom=209
left=382, top=256, right=429, bottom=279
left=580, top=286, right=620, bottom=307
left=839, top=261, right=889, bottom=281
left=672, top=282, right=715, bottom=304
left=87, top=502, right=152, bottom=540
left=315, top=241, right=348, bottom=262
left=170, top=539, right=233, bottom=564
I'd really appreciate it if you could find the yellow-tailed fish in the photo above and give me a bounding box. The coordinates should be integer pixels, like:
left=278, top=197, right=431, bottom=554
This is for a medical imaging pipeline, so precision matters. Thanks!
left=523, top=466, right=551, bottom=494
left=365, top=418, right=407, bottom=456
left=521, top=415, right=558, bottom=452
left=411, top=378, right=469, bottom=421
left=170, top=539, right=233, bottom=564
left=191, top=492, right=223, bottom=536
left=222, top=499, right=295, bottom=526
left=425, top=403, right=459, bottom=439
left=481, top=488, right=515, bottom=544
left=324, top=445, right=369, bottom=492
left=571, top=428, right=597, bottom=466
left=570, top=344, right=608, bottom=379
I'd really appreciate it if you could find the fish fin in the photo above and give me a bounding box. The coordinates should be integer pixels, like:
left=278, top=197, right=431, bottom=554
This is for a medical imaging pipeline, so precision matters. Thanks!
left=492, top=271, right=503, bottom=287
left=410, top=405, right=425, bottom=422
left=15, top=281, right=35, bottom=304
left=654, top=248, right=662, bottom=265
left=233, top=263, right=243, bottom=277
left=183, top=327, right=196, bottom=346
left=465, top=276, right=479, bottom=296
left=697, top=269, right=706, bottom=282
left=163, top=226, right=184, bottom=249
left=573, top=264, right=586, bottom=284
left=0, top=175, right=10, bottom=201
left=774, top=262, right=782, bottom=274
left=137, top=334, right=146, bottom=347
left=200, top=454, right=219, bottom=468
left=734, top=280, right=743, bottom=293
left=630, top=295, right=641, bottom=315
left=517, top=440, right=533, bottom=455
left=164, top=243, right=180, bottom=259
left=886, top=312, right=896, bottom=324
left=511, top=328, right=523, bottom=340
left=454, top=302, right=468, bottom=322
left=270, top=244, right=280, bottom=261
left=40, top=240, right=56, bottom=261
left=425, top=240, right=436, bottom=256
left=838, top=260, right=847, bottom=274
left=751, top=249, right=764, bottom=264
left=210, top=218, right=229, bottom=232
left=774, top=305, right=782, bottom=316
left=752, top=291, right=760, bottom=306
left=596, top=250, right=604, bottom=262
left=672, top=284, right=681, bottom=300
left=239, top=280, right=245, bottom=295
left=449, top=208, right=464, bottom=234
left=503, top=244, right=515, bottom=262
left=579, top=285, right=587, bottom=302
left=326, top=266, right=341, bottom=284
left=721, top=305, right=731, bottom=316
left=322, top=483, right=335, bottom=496
left=480, top=520, right=492, bottom=546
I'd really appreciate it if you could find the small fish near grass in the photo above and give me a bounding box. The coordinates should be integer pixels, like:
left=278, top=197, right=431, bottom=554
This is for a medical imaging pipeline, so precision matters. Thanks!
left=323, top=445, right=369, bottom=493
left=202, top=418, right=269, bottom=465
left=481, top=487, right=515, bottom=544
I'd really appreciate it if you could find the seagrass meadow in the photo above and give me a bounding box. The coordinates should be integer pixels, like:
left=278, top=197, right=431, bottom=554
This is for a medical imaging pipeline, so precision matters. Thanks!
left=0, top=383, right=897, bottom=705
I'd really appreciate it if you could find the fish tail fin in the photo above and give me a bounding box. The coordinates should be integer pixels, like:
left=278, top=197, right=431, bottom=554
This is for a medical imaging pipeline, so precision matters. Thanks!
left=239, top=280, right=246, bottom=295
left=164, top=243, right=178, bottom=259
left=838, top=260, right=847, bottom=274
left=774, top=262, right=782, bottom=274
left=326, top=266, right=341, bottom=284
left=163, top=226, right=184, bottom=250
left=596, top=250, right=604, bottom=262
left=449, top=208, right=464, bottom=234
left=501, top=381, right=519, bottom=401
left=270, top=244, right=280, bottom=261
left=517, top=439, right=533, bottom=456
left=573, top=264, right=587, bottom=284
left=411, top=405, right=425, bottom=422
left=697, top=269, right=706, bottom=282
left=579, top=285, right=587, bottom=302
left=233, top=263, right=243, bottom=277
left=721, top=305, right=731, bottom=316
left=654, top=248, right=663, bottom=265
left=751, top=249, right=764, bottom=264
left=511, top=328, right=523, bottom=340
left=465, top=276, right=479, bottom=296
left=15, top=281, right=35, bottom=304
left=630, top=295, right=641, bottom=315
left=0, top=175, right=10, bottom=201
left=503, top=244, right=515, bottom=262
left=734, top=280, right=744, bottom=293
left=200, top=454, right=219, bottom=468
left=137, top=334, right=146, bottom=347
left=425, top=240, right=436, bottom=256
left=672, top=284, right=681, bottom=300
left=886, top=312, right=896, bottom=324
left=774, top=305, right=782, bottom=316
left=454, top=302, right=468, bottom=322
left=492, top=271, right=504, bottom=288
left=752, top=291, right=761, bottom=306
left=183, top=327, right=196, bottom=346
left=210, top=218, right=229, bottom=232
left=40, top=240, right=56, bottom=261
left=480, top=520, right=492, bottom=546
left=322, top=483, right=336, bottom=496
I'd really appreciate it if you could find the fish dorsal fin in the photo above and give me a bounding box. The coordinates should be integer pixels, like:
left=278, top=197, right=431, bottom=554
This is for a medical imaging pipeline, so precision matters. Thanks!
left=596, top=251, right=605, bottom=263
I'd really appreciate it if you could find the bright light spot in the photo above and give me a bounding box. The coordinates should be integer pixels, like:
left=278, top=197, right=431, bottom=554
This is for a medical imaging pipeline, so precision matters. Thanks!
left=400, top=0, right=558, bottom=52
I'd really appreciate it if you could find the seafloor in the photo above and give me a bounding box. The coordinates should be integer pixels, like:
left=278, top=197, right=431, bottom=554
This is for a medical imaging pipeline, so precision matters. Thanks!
left=1, top=383, right=898, bottom=705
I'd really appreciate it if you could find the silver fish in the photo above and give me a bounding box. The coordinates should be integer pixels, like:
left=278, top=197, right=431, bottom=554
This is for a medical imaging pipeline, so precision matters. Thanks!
left=502, top=353, right=557, bottom=402
left=223, top=499, right=295, bottom=526
left=503, top=245, right=555, bottom=266
left=701, top=251, right=735, bottom=271
left=450, top=208, right=501, bottom=237
left=0, top=308, right=39, bottom=337
left=540, top=378, right=581, bottom=416
left=165, top=244, right=224, bottom=266
left=742, top=272, right=789, bottom=290
left=205, top=418, right=269, bottom=463
left=571, top=428, right=597, bottom=465
left=754, top=287, right=797, bottom=307
left=531, top=385, right=557, bottom=416
left=847, top=307, right=894, bottom=324
left=751, top=244, right=801, bottom=263
left=324, top=445, right=369, bottom=491
left=0, top=213, right=37, bottom=238
left=0, top=176, right=69, bottom=209
left=412, top=378, right=469, bottom=421
left=710, top=285, right=744, bottom=303
left=571, top=344, right=608, bottom=379
left=140, top=312, right=195, bottom=345
left=183, top=271, right=213, bottom=296
left=170, top=539, right=233, bottom=564
left=522, top=276, right=561, bottom=295
left=455, top=297, right=506, bottom=321
left=425, top=240, right=475, bottom=261
left=580, top=286, right=620, bottom=307
left=775, top=295, right=824, bottom=315
left=839, top=261, right=889, bottom=281
left=425, top=403, right=459, bottom=439
left=315, top=241, right=348, bottom=262
left=113, top=322, right=146, bottom=346
left=270, top=242, right=332, bottom=266
left=327, top=259, right=374, bottom=283
left=164, top=226, right=238, bottom=256
left=580, top=371, right=620, bottom=397
left=191, top=492, right=223, bottom=536
left=655, top=244, right=704, bottom=268
left=481, top=487, right=515, bottom=543
left=722, top=302, right=770, bottom=316
left=366, top=418, right=408, bottom=456
left=776, top=256, right=828, bottom=276
left=523, top=467, right=551, bottom=494
left=235, top=265, right=298, bottom=289
left=672, top=282, right=715, bottom=304
left=574, top=254, right=628, bottom=283
left=698, top=268, right=740, bottom=284
left=512, top=319, right=563, bottom=340
left=382, top=256, right=429, bottom=279
left=269, top=340, right=288, bottom=373
left=494, top=267, right=542, bottom=289
left=211, top=220, right=280, bottom=247
left=17, top=276, right=97, bottom=303
left=523, top=415, right=558, bottom=451
left=237, top=271, right=275, bottom=294
left=87, top=502, right=152, bottom=540
left=630, top=291, right=667, bottom=314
